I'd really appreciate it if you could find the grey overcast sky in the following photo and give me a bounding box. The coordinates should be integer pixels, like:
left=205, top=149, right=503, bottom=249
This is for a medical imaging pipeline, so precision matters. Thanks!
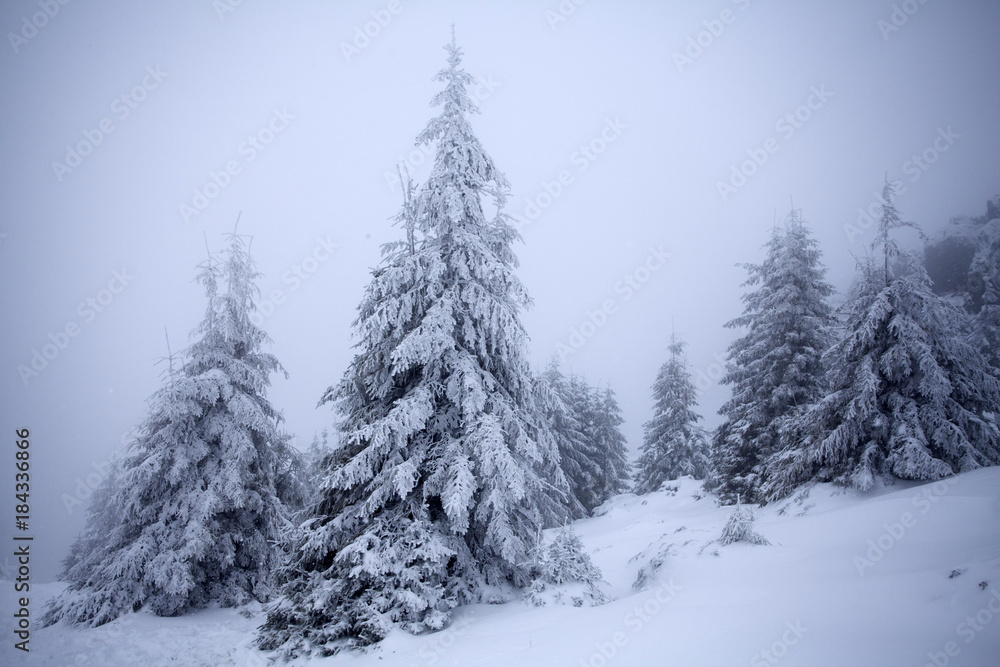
left=2, top=0, right=998, bottom=582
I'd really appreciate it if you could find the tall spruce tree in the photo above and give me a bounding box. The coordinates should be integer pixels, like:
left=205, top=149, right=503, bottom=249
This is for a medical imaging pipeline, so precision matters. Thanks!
left=43, top=234, right=292, bottom=627
left=634, top=331, right=710, bottom=493
left=708, top=209, right=835, bottom=504
left=794, top=181, right=1000, bottom=491
left=258, top=33, right=564, bottom=657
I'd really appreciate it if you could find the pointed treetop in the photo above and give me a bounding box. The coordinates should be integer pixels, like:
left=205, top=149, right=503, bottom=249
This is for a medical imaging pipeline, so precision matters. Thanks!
left=414, top=32, right=510, bottom=238
left=785, top=205, right=804, bottom=229
left=419, top=29, right=479, bottom=147
left=163, top=325, right=174, bottom=375
left=668, top=327, right=685, bottom=358
left=442, top=25, right=464, bottom=79
left=872, top=176, right=924, bottom=286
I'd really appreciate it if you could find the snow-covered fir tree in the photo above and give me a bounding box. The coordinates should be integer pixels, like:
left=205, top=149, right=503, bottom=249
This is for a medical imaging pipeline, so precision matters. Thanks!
left=708, top=209, right=836, bottom=504
left=540, top=361, right=630, bottom=515
left=585, top=384, right=631, bottom=507
left=537, top=362, right=590, bottom=519
left=257, top=34, right=566, bottom=657
left=634, top=331, right=710, bottom=493
left=718, top=503, right=770, bottom=546
left=791, top=181, right=1000, bottom=491
left=43, top=233, right=293, bottom=627
left=527, top=526, right=608, bottom=607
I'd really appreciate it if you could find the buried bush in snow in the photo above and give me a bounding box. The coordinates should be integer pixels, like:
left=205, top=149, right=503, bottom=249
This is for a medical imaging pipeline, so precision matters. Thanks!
left=719, top=503, right=770, bottom=546
left=527, top=527, right=608, bottom=607
left=632, top=542, right=675, bottom=592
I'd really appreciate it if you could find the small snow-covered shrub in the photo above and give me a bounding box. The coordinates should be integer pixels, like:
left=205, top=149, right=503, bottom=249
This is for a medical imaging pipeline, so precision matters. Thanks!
left=719, top=504, right=770, bottom=546
left=528, top=527, right=608, bottom=607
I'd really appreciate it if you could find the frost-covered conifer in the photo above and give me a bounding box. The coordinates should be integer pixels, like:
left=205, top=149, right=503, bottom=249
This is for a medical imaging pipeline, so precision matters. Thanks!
left=798, top=181, right=1000, bottom=491
left=586, top=385, right=632, bottom=504
left=634, top=332, right=710, bottom=493
left=43, top=234, right=292, bottom=627
left=527, top=527, right=607, bottom=607
left=719, top=503, right=770, bottom=546
left=540, top=362, right=630, bottom=515
left=708, top=209, right=835, bottom=504
left=538, top=362, right=591, bottom=519
left=258, top=33, right=563, bottom=657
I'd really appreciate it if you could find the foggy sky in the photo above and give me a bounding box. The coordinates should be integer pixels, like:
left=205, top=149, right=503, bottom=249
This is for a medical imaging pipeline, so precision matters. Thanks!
left=2, top=0, right=998, bottom=582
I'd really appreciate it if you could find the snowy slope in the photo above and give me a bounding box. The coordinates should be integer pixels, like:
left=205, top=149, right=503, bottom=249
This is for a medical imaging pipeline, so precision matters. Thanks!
left=21, top=469, right=1000, bottom=667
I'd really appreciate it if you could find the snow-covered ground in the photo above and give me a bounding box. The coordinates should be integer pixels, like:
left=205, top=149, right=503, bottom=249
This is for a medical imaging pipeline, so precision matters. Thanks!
left=18, top=469, right=1000, bottom=666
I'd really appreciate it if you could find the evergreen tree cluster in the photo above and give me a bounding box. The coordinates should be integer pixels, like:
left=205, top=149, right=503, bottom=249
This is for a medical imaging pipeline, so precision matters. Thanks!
left=703, top=183, right=1000, bottom=506
left=540, top=360, right=631, bottom=517
left=39, top=29, right=1000, bottom=661
left=45, top=34, right=631, bottom=659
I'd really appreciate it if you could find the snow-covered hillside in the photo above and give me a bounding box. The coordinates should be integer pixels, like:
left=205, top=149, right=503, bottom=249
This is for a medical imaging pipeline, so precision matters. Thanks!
left=22, top=469, right=1000, bottom=666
